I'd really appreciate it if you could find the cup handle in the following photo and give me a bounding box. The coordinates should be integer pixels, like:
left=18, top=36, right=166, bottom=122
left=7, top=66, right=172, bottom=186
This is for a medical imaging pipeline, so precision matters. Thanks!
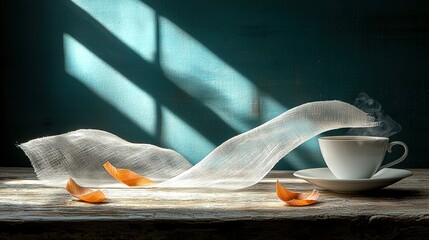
left=379, top=141, right=409, bottom=170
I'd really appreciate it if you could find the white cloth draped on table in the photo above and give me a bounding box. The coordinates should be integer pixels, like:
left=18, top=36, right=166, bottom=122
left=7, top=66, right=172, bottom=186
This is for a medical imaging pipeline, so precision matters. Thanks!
left=20, top=100, right=378, bottom=190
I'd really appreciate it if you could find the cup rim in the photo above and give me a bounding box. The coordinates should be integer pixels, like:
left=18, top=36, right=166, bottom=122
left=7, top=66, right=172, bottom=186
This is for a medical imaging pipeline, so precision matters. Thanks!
left=318, top=136, right=388, bottom=141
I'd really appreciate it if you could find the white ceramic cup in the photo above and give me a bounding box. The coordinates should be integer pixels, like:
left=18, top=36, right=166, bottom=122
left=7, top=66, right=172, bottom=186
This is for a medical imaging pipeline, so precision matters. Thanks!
left=318, top=136, right=408, bottom=179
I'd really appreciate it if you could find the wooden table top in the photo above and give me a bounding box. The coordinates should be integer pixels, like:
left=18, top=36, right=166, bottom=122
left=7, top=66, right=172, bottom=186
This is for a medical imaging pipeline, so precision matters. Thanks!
left=1, top=167, right=428, bottom=239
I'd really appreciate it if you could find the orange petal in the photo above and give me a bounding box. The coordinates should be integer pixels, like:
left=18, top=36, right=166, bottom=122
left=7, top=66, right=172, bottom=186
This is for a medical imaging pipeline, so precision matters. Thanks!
left=103, top=161, right=155, bottom=186
left=276, top=181, right=319, bottom=206
left=284, top=199, right=318, bottom=206
left=276, top=180, right=299, bottom=201
left=66, top=177, right=107, bottom=203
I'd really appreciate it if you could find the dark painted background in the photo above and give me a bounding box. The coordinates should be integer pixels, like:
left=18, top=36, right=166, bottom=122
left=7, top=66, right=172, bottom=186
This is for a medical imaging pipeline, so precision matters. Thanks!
left=1, top=0, right=428, bottom=169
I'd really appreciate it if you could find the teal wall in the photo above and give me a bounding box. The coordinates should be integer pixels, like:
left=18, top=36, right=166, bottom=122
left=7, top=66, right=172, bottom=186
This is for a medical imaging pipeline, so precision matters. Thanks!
left=2, top=0, right=429, bottom=168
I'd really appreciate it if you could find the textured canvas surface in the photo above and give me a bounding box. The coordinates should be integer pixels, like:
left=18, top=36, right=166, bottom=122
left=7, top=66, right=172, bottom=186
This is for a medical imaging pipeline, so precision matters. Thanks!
left=20, top=101, right=377, bottom=189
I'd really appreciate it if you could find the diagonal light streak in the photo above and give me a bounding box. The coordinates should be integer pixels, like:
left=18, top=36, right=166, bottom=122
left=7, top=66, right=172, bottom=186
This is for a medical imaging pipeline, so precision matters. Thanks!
left=63, top=34, right=215, bottom=163
left=66, top=0, right=320, bottom=167
left=160, top=16, right=286, bottom=132
left=70, top=0, right=156, bottom=62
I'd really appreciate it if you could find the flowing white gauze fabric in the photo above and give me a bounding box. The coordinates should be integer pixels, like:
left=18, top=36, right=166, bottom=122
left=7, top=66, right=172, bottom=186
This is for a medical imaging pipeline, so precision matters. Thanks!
left=20, top=100, right=378, bottom=190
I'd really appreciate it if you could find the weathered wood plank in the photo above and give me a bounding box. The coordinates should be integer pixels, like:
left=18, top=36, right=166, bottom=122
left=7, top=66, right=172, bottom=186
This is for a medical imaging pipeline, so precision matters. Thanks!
left=0, top=168, right=428, bottom=239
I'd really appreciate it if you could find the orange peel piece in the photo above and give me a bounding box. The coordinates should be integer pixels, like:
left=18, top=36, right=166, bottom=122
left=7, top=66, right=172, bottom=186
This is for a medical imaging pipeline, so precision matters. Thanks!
left=66, top=177, right=107, bottom=203
left=103, top=161, right=155, bottom=186
left=276, top=180, right=319, bottom=206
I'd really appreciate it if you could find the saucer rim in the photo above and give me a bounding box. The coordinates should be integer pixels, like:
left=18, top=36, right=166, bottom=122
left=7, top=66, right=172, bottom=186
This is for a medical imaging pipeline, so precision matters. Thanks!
left=293, top=167, right=413, bottom=182
left=293, top=168, right=413, bottom=193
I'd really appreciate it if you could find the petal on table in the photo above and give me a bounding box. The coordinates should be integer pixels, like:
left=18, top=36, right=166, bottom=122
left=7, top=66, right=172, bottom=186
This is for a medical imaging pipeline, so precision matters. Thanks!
left=276, top=180, right=319, bottom=206
left=103, top=161, right=155, bottom=186
left=66, top=177, right=107, bottom=203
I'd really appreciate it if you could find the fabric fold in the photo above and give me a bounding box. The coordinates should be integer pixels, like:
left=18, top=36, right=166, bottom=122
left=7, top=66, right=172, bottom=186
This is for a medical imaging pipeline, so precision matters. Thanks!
left=20, top=100, right=377, bottom=190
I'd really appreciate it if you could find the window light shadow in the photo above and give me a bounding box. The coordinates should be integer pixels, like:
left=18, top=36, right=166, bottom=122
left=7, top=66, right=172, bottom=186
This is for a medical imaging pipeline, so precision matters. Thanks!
left=159, top=16, right=287, bottom=132
left=70, top=0, right=157, bottom=63
left=64, top=34, right=215, bottom=163
left=63, top=0, right=322, bottom=167
left=62, top=0, right=238, bottom=163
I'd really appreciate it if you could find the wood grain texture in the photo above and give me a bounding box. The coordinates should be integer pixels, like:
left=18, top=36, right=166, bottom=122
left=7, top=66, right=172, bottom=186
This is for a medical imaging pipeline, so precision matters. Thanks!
left=1, top=168, right=428, bottom=239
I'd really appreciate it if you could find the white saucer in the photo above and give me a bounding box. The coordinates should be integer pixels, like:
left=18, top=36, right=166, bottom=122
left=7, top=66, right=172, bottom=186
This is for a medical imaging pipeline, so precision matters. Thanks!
left=293, top=168, right=413, bottom=193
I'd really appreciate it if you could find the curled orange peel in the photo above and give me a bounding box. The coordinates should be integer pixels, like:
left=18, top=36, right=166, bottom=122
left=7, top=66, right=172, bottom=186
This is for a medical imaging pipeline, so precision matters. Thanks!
left=103, top=161, right=155, bottom=187
left=66, top=177, right=107, bottom=203
left=276, top=180, right=319, bottom=206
